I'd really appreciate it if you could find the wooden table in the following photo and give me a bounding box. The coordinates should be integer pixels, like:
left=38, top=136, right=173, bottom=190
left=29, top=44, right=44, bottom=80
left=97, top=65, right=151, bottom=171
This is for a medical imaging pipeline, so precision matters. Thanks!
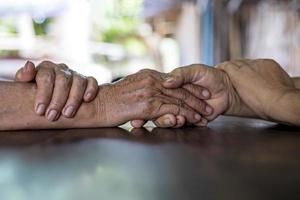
left=0, top=116, right=299, bottom=200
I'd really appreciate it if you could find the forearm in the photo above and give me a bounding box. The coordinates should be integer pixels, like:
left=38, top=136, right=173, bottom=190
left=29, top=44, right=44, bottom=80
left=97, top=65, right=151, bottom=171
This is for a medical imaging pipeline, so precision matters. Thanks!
left=0, top=81, right=107, bottom=130
left=292, top=77, right=300, bottom=89
left=224, top=96, right=258, bottom=119
left=225, top=77, right=300, bottom=126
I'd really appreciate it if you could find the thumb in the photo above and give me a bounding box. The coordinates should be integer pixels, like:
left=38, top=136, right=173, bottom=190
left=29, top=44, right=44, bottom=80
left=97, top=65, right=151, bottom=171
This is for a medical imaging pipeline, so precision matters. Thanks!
left=163, top=64, right=210, bottom=89
left=15, top=61, right=37, bottom=82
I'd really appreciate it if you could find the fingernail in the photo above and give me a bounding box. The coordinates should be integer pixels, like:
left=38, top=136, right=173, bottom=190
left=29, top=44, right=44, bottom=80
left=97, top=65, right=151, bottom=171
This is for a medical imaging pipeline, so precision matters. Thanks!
left=165, top=77, right=175, bottom=83
left=23, top=61, right=31, bottom=72
left=164, top=118, right=172, bottom=126
left=195, top=114, right=201, bottom=120
left=47, top=110, right=58, bottom=121
left=202, top=90, right=210, bottom=97
left=85, top=92, right=92, bottom=100
left=64, top=106, right=75, bottom=117
left=206, top=106, right=212, bottom=114
left=36, top=104, right=46, bottom=115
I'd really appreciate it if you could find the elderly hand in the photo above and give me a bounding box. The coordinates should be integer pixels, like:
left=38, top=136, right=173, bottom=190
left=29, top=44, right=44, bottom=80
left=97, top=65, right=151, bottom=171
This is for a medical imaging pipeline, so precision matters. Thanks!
left=131, top=64, right=238, bottom=128
left=97, top=69, right=214, bottom=126
left=15, top=61, right=98, bottom=121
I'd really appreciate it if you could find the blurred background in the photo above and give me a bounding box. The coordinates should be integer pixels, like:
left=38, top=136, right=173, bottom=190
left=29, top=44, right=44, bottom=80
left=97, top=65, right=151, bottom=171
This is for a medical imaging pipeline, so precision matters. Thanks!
left=0, top=0, right=300, bottom=83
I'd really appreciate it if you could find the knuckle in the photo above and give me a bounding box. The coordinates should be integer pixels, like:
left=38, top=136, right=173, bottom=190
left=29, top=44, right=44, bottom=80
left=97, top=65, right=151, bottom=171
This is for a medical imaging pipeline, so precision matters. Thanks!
left=57, top=72, right=72, bottom=85
left=69, top=95, right=82, bottom=105
left=49, top=101, right=63, bottom=109
left=143, top=98, right=158, bottom=116
left=75, top=76, right=87, bottom=86
left=174, top=106, right=181, bottom=115
left=138, top=87, right=155, bottom=99
left=38, top=71, right=53, bottom=84
left=143, top=76, right=156, bottom=85
left=58, top=63, right=69, bottom=69
left=138, top=69, right=155, bottom=74
left=88, top=77, right=98, bottom=87
left=36, top=93, right=51, bottom=102
left=180, top=90, right=189, bottom=101
left=197, top=101, right=206, bottom=112
left=138, top=69, right=150, bottom=73
left=182, top=84, right=196, bottom=95
left=39, top=60, right=53, bottom=68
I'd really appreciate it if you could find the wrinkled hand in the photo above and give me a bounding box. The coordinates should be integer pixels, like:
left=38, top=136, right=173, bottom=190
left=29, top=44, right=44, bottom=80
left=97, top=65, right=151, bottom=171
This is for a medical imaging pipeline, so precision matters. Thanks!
left=98, top=69, right=213, bottom=126
left=164, top=64, right=235, bottom=121
left=15, top=61, right=98, bottom=121
left=131, top=65, right=235, bottom=128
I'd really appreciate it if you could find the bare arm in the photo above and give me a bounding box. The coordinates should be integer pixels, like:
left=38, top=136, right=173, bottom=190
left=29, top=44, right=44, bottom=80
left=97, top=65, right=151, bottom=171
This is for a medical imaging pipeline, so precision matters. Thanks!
left=221, top=59, right=300, bottom=126
left=0, top=69, right=205, bottom=130
left=153, top=59, right=300, bottom=127
left=0, top=81, right=103, bottom=130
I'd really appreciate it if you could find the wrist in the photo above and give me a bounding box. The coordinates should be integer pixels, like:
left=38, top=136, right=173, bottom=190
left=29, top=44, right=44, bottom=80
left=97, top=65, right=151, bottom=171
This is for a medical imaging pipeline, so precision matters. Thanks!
left=92, top=84, right=113, bottom=127
left=220, top=70, right=242, bottom=116
left=220, top=69, right=257, bottom=118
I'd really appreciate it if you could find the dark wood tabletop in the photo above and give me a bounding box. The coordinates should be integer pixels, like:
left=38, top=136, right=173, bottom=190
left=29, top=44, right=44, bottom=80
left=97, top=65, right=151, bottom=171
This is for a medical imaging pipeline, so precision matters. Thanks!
left=0, top=116, right=300, bottom=200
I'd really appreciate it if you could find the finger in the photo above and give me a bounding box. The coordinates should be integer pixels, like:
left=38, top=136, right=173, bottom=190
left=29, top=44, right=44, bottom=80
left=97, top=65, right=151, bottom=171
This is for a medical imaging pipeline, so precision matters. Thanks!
left=34, top=67, right=55, bottom=116
left=172, top=115, right=186, bottom=128
left=163, top=64, right=211, bottom=88
left=45, top=68, right=73, bottom=121
left=15, top=61, right=37, bottom=82
left=155, top=103, right=201, bottom=124
left=154, top=94, right=195, bottom=112
left=152, top=114, right=177, bottom=128
left=84, top=76, right=98, bottom=102
left=62, top=72, right=87, bottom=118
left=130, top=120, right=146, bottom=128
left=162, top=88, right=213, bottom=116
left=182, top=84, right=210, bottom=99
left=195, top=118, right=208, bottom=127
left=216, top=61, right=241, bottom=72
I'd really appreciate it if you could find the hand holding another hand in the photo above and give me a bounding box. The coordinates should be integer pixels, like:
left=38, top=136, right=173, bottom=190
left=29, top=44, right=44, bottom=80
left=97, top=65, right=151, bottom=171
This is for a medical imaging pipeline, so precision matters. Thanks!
left=218, top=59, right=297, bottom=124
left=12, top=58, right=300, bottom=128
left=97, top=69, right=213, bottom=126
left=15, top=61, right=214, bottom=127
left=15, top=61, right=98, bottom=121
left=132, top=64, right=237, bottom=128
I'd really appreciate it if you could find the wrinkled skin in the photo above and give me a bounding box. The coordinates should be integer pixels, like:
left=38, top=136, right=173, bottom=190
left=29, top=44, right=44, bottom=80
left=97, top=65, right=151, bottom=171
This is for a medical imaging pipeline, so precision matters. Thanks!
left=97, top=69, right=214, bottom=126
left=132, top=64, right=237, bottom=128
left=15, top=61, right=98, bottom=121
left=16, top=63, right=214, bottom=126
left=14, top=58, right=300, bottom=128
